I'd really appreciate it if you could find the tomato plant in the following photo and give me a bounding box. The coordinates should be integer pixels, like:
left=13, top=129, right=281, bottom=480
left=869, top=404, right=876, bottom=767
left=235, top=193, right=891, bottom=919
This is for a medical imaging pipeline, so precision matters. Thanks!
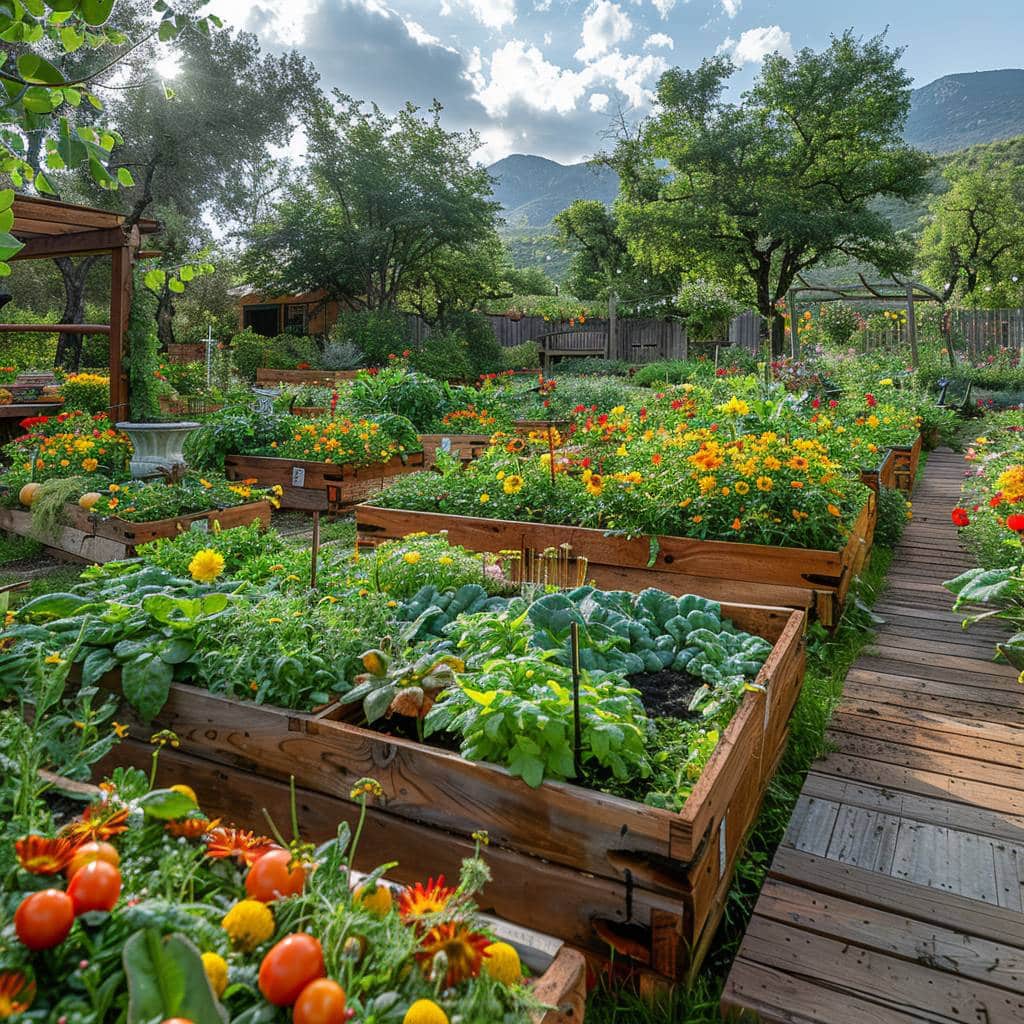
left=258, top=933, right=325, bottom=1006
left=293, top=978, right=347, bottom=1024
left=14, top=889, right=75, bottom=950
left=246, top=848, right=305, bottom=902
left=67, top=840, right=120, bottom=878
left=68, top=860, right=121, bottom=914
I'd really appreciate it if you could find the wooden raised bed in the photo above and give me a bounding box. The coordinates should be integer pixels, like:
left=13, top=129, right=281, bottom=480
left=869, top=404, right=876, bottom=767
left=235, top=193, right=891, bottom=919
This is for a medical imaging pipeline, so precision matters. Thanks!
left=859, top=448, right=896, bottom=494
left=891, top=432, right=923, bottom=493
left=89, top=599, right=805, bottom=984
left=0, top=499, right=270, bottom=561
left=255, top=368, right=360, bottom=386
left=225, top=451, right=426, bottom=512
left=356, top=497, right=876, bottom=627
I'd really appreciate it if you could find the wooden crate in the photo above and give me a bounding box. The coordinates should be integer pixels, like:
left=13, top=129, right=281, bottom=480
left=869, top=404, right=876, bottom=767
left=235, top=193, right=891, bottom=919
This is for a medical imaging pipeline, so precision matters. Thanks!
left=255, top=368, right=360, bottom=386
left=355, top=498, right=876, bottom=627
left=858, top=448, right=896, bottom=494
left=90, top=601, right=805, bottom=982
left=891, top=432, right=923, bottom=493
left=34, top=774, right=585, bottom=1024
left=0, top=500, right=271, bottom=561
left=225, top=452, right=427, bottom=512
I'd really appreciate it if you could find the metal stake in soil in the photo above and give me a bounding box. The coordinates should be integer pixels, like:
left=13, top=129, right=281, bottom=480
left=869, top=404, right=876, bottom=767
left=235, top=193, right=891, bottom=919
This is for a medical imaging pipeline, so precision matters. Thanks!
left=570, top=621, right=582, bottom=778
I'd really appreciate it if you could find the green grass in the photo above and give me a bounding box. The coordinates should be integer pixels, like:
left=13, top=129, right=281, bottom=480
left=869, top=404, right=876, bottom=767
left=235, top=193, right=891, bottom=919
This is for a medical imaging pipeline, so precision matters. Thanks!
left=585, top=545, right=894, bottom=1021
left=0, top=533, right=43, bottom=565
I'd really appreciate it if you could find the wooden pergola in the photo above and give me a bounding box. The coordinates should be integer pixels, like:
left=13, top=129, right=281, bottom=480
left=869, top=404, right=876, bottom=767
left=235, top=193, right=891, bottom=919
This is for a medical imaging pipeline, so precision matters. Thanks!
left=3, top=195, right=160, bottom=419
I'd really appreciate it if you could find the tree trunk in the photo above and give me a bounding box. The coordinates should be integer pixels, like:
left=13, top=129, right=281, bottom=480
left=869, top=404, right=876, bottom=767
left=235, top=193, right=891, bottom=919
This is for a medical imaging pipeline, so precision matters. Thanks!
left=54, top=256, right=100, bottom=372
left=156, top=286, right=176, bottom=350
left=769, top=310, right=786, bottom=357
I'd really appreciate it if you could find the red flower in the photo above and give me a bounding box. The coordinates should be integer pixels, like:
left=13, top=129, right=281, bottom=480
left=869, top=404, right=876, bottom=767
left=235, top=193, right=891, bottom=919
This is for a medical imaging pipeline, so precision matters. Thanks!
left=990, top=493, right=1004, bottom=508
left=62, top=804, right=130, bottom=843
left=573, top=404, right=586, bottom=414
left=951, top=508, right=970, bottom=528
left=15, top=835, right=79, bottom=875
left=865, top=393, right=877, bottom=407
left=651, top=453, right=662, bottom=466
left=403, top=349, right=411, bottom=358
left=828, top=399, right=838, bottom=409
left=811, top=397, right=820, bottom=409
left=1007, top=513, right=1024, bottom=533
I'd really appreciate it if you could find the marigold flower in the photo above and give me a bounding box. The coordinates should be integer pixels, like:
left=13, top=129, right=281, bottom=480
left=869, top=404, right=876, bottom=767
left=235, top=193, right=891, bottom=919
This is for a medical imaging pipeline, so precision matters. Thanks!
left=202, top=952, right=229, bottom=998
left=82, top=457, right=98, bottom=472
left=189, top=548, right=225, bottom=583
left=166, top=817, right=221, bottom=839
left=403, top=551, right=422, bottom=565
left=404, top=999, right=449, bottom=1024
left=15, top=835, right=79, bottom=875
left=483, top=941, right=522, bottom=984
left=1007, top=513, right=1024, bottom=533
left=756, top=476, right=774, bottom=492
left=222, top=899, right=275, bottom=951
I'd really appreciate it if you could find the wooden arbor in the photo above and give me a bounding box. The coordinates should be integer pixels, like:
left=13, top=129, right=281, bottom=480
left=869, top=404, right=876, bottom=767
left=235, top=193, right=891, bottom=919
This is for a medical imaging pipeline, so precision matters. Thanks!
left=3, top=195, right=160, bottom=419
left=788, top=275, right=944, bottom=368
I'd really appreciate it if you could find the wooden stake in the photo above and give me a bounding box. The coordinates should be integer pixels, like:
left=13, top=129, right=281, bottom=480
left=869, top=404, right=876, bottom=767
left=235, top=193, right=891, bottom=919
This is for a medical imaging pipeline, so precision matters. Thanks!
left=570, top=621, right=582, bottom=779
left=310, top=511, right=320, bottom=591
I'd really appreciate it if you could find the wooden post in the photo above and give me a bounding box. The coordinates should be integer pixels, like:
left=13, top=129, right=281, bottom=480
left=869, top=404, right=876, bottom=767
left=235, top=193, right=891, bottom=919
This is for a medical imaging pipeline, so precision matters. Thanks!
left=109, top=243, right=132, bottom=421
left=310, top=510, right=320, bottom=590
left=607, top=291, right=617, bottom=361
left=906, top=283, right=918, bottom=369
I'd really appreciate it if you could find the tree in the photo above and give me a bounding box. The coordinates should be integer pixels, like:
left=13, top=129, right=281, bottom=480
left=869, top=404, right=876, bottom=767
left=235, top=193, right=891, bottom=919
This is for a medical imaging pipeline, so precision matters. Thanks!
left=609, top=32, right=932, bottom=352
left=919, top=161, right=1024, bottom=306
left=242, top=97, right=499, bottom=311
left=505, top=265, right=556, bottom=296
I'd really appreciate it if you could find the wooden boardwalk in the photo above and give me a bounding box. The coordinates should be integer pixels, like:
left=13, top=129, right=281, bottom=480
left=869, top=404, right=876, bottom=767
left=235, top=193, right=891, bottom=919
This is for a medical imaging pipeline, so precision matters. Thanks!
left=722, top=450, right=1024, bottom=1023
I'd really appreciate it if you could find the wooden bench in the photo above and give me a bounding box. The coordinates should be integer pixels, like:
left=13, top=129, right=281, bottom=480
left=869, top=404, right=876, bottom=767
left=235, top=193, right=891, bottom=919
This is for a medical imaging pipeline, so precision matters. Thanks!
left=537, top=330, right=608, bottom=370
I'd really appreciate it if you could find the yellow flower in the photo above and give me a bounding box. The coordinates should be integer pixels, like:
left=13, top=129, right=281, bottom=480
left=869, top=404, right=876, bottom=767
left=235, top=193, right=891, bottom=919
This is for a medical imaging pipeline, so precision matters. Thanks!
left=112, top=721, right=129, bottom=739
left=82, top=457, right=98, bottom=472
left=611, top=405, right=625, bottom=416
left=438, top=555, right=454, bottom=566
left=827, top=504, right=842, bottom=517
left=222, top=899, right=274, bottom=952
left=188, top=549, right=225, bottom=583
left=879, top=377, right=893, bottom=386
left=483, top=941, right=522, bottom=984
left=479, top=493, right=490, bottom=503
left=717, top=397, right=750, bottom=417
left=403, top=551, right=422, bottom=565
left=616, top=444, right=628, bottom=457
left=756, top=476, right=774, bottom=492
left=404, top=1000, right=449, bottom=1024
left=202, top=952, right=229, bottom=998
left=503, top=474, right=524, bottom=495
left=171, top=783, right=198, bottom=804
left=734, top=481, right=750, bottom=495
left=44, top=653, right=64, bottom=665
left=354, top=883, right=393, bottom=916
left=268, top=617, right=283, bottom=624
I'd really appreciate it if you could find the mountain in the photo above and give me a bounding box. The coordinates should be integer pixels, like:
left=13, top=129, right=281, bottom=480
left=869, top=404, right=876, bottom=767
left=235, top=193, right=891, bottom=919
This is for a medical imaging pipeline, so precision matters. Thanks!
left=906, top=70, right=1024, bottom=153
left=487, top=154, right=618, bottom=229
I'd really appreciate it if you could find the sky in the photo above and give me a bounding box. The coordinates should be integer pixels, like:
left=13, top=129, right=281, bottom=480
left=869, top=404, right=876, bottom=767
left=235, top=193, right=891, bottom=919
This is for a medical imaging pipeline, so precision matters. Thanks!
left=202, top=0, right=1024, bottom=165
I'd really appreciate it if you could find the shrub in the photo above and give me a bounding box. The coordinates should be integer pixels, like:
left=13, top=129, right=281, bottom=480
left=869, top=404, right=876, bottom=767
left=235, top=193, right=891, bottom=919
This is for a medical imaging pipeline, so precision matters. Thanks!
left=263, top=333, right=322, bottom=371
left=445, top=311, right=503, bottom=377
left=60, top=372, right=109, bottom=414
left=409, top=331, right=474, bottom=382
left=817, top=302, right=860, bottom=347
left=0, top=304, right=58, bottom=370
left=874, top=486, right=911, bottom=548
left=500, top=340, right=540, bottom=371
left=127, top=286, right=161, bottom=422
left=675, top=280, right=743, bottom=341
left=549, top=357, right=631, bottom=376
left=332, top=309, right=410, bottom=366
left=228, top=327, right=270, bottom=381
left=321, top=339, right=363, bottom=370
left=159, top=360, right=207, bottom=396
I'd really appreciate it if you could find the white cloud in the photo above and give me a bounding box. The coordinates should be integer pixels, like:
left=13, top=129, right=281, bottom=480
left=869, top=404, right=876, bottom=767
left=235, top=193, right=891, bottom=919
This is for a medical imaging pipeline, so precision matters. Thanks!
left=476, top=41, right=588, bottom=116
left=589, top=92, right=611, bottom=111
left=403, top=18, right=444, bottom=47
left=644, top=32, right=673, bottom=49
left=720, top=25, right=793, bottom=66
left=451, top=0, right=517, bottom=30
left=651, top=0, right=675, bottom=19
left=543, top=31, right=552, bottom=45
left=575, top=1, right=633, bottom=62
left=721, top=0, right=741, bottom=17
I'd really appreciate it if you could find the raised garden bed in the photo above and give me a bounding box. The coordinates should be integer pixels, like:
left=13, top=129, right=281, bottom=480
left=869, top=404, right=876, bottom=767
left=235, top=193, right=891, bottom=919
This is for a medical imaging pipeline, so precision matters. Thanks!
left=355, top=498, right=876, bottom=626
left=89, top=599, right=805, bottom=983
left=255, top=368, right=360, bottom=386
left=225, top=451, right=427, bottom=512
left=0, top=499, right=271, bottom=561
left=859, top=448, right=897, bottom=494
left=891, top=432, right=923, bottom=493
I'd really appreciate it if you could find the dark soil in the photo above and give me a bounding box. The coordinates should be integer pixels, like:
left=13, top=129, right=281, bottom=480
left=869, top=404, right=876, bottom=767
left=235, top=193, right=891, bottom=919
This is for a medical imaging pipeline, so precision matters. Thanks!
left=626, top=668, right=705, bottom=722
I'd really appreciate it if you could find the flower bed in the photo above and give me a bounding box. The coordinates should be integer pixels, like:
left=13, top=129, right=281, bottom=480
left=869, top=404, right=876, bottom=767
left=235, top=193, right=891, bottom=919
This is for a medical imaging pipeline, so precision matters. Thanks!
left=356, top=500, right=875, bottom=626
left=82, top=598, right=804, bottom=982
left=255, top=368, right=360, bottom=385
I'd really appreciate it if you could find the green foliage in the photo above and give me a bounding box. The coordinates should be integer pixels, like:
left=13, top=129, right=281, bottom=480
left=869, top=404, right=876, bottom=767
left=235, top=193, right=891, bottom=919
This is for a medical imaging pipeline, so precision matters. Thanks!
left=127, top=285, right=161, bottom=422
left=505, top=265, right=557, bottom=296
left=331, top=309, right=411, bottom=367
left=874, top=486, right=911, bottom=548
left=439, top=310, right=504, bottom=378
left=0, top=304, right=60, bottom=370
left=500, top=340, right=540, bottom=371
left=61, top=371, right=110, bottom=413
left=321, top=339, right=363, bottom=370
left=184, top=408, right=292, bottom=471
left=674, top=280, right=743, bottom=341
left=30, top=476, right=93, bottom=539
left=410, top=330, right=474, bottom=382
left=816, top=302, right=861, bottom=347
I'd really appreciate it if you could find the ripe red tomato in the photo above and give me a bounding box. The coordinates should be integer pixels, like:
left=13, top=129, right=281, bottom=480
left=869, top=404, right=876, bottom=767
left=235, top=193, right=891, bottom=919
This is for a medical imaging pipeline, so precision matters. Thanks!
left=67, top=841, right=120, bottom=879
left=245, top=848, right=305, bottom=903
left=258, top=933, right=325, bottom=1006
left=14, top=889, right=75, bottom=950
left=293, top=979, right=347, bottom=1024
left=67, top=860, right=121, bottom=915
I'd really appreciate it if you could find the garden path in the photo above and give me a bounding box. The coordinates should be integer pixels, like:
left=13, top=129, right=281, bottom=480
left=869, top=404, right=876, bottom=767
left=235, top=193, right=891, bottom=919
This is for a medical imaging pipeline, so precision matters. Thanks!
left=721, top=449, right=1024, bottom=1022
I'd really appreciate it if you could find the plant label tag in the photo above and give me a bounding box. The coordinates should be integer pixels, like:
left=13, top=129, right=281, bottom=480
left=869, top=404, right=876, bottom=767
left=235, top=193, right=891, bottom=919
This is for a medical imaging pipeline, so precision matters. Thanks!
left=291, top=466, right=306, bottom=488
left=719, top=815, right=727, bottom=879
left=441, top=437, right=452, bottom=453
left=189, top=519, right=209, bottom=533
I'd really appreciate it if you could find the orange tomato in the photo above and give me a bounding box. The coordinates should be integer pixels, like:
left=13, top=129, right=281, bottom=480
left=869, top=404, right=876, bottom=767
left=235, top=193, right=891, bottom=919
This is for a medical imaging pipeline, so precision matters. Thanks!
left=67, top=860, right=121, bottom=915
left=245, top=848, right=305, bottom=903
left=293, top=978, right=347, bottom=1024
left=258, top=933, right=325, bottom=1006
left=14, top=889, right=75, bottom=950
left=67, top=841, right=120, bottom=879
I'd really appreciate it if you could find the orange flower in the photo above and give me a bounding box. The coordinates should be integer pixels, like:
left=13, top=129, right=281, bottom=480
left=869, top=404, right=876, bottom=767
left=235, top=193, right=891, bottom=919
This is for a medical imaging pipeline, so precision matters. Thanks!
left=15, top=835, right=78, bottom=875
left=399, top=875, right=457, bottom=922
left=0, top=971, right=35, bottom=1017
left=165, top=817, right=221, bottom=840
left=415, top=921, right=491, bottom=987
left=205, top=827, right=276, bottom=865
left=731, top=518, right=742, bottom=531
left=62, top=804, right=129, bottom=843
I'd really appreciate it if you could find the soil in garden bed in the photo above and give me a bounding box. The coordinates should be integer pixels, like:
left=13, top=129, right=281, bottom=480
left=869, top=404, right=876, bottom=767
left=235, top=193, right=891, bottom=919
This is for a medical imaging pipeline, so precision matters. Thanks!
left=627, top=668, right=704, bottom=722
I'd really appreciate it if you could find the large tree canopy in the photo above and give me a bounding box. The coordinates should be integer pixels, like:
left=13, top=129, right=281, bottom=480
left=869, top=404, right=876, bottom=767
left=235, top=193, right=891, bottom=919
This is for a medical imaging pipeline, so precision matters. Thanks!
left=242, top=96, right=500, bottom=312
left=610, top=32, right=932, bottom=350
left=919, top=161, right=1024, bottom=307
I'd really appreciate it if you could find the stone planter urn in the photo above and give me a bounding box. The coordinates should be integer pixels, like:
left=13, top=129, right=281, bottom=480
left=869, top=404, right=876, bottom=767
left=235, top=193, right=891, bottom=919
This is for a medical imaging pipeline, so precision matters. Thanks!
left=116, top=421, right=200, bottom=479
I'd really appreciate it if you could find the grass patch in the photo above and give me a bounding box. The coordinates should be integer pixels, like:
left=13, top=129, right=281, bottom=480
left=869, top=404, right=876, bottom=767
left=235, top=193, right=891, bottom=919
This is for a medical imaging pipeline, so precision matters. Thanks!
left=0, top=564, right=84, bottom=604
left=0, top=533, right=43, bottom=565
left=585, top=545, right=894, bottom=1021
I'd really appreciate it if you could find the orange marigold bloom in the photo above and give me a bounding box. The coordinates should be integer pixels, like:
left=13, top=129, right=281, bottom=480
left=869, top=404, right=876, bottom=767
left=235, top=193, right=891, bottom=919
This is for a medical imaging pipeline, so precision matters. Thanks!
left=205, top=827, right=276, bottom=865
left=0, top=971, right=35, bottom=1017
left=62, top=804, right=129, bottom=843
left=15, top=835, right=79, bottom=875
left=165, top=817, right=222, bottom=840
left=415, top=921, right=491, bottom=988
left=399, top=875, right=457, bottom=921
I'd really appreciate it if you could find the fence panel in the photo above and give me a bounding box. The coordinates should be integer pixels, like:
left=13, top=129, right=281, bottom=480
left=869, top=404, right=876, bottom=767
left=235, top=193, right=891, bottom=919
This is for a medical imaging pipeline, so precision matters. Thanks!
left=728, top=311, right=764, bottom=351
